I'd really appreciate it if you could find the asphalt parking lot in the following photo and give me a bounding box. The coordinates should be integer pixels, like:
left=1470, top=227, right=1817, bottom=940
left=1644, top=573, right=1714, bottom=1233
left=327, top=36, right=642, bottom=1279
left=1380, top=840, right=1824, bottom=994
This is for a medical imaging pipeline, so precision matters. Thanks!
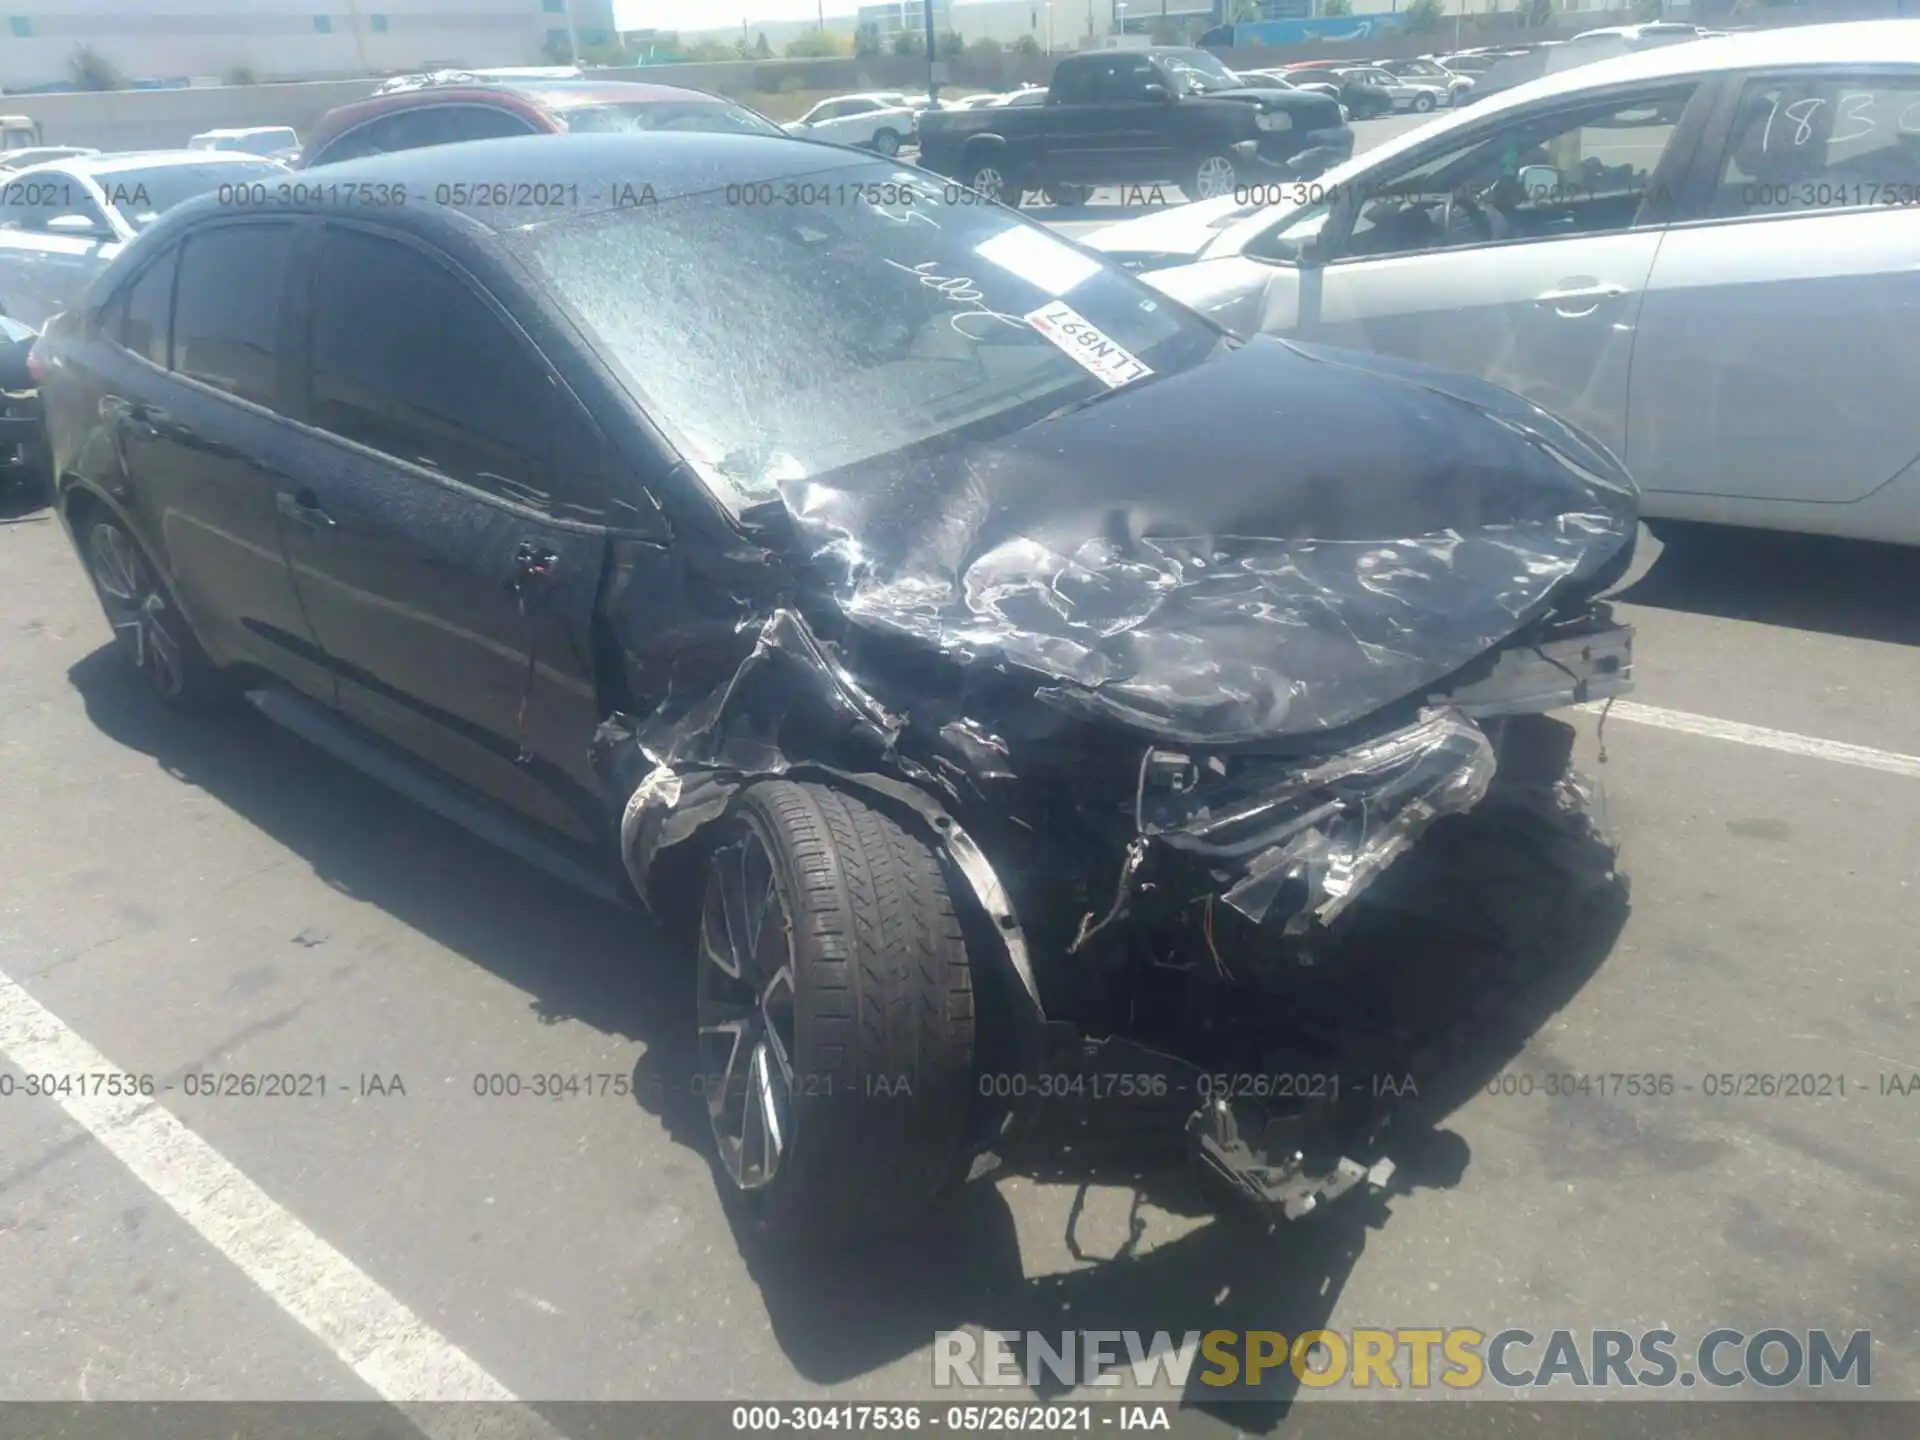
left=4, top=108, right=1919, bottom=1432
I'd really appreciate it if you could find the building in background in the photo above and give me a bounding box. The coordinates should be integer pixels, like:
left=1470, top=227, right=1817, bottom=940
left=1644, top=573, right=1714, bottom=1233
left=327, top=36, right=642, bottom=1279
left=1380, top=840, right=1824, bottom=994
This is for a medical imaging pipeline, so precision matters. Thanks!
left=856, top=0, right=955, bottom=37
left=0, top=0, right=621, bottom=91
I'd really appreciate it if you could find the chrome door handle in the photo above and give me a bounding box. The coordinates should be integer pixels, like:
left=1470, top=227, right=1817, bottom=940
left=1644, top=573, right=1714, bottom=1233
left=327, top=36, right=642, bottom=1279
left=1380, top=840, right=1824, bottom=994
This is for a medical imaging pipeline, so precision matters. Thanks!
left=1536, top=283, right=1629, bottom=308
left=276, top=489, right=335, bottom=530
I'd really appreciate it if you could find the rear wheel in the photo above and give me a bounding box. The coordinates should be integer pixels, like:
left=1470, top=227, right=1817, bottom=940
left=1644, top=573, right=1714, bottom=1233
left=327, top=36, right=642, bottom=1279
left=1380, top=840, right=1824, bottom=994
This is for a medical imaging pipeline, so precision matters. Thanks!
left=1188, top=153, right=1238, bottom=202
left=696, top=780, right=977, bottom=1246
left=872, top=128, right=902, bottom=157
left=1411, top=91, right=1437, bottom=113
left=80, top=511, right=225, bottom=708
left=959, top=157, right=1023, bottom=206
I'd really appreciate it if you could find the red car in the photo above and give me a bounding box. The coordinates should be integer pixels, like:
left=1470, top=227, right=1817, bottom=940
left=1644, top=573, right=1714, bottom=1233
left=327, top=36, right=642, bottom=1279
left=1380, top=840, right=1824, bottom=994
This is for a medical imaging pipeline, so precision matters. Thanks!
left=296, top=75, right=784, bottom=169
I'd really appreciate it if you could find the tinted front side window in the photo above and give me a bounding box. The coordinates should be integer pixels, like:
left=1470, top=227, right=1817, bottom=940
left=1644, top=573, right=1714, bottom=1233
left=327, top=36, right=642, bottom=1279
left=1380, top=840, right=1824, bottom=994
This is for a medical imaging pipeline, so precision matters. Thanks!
left=112, top=249, right=176, bottom=367
left=308, top=228, right=550, bottom=501
left=172, top=223, right=294, bottom=408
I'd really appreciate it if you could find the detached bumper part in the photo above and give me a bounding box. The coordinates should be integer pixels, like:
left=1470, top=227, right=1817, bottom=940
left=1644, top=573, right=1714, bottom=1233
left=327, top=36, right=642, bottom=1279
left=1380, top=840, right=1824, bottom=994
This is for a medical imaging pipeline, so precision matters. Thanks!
left=1187, top=1096, right=1395, bottom=1221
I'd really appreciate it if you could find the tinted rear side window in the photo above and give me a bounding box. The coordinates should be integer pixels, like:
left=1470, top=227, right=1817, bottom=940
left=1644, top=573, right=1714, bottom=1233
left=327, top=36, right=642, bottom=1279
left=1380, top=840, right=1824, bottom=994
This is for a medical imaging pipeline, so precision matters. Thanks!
left=307, top=227, right=551, bottom=502
left=109, top=249, right=177, bottom=367
left=172, top=223, right=294, bottom=408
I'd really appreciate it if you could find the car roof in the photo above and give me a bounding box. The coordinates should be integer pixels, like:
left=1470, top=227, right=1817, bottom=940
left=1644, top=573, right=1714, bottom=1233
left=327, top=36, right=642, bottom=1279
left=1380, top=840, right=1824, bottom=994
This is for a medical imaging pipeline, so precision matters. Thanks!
left=60, top=150, right=283, bottom=176
left=194, top=126, right=294, bottom=137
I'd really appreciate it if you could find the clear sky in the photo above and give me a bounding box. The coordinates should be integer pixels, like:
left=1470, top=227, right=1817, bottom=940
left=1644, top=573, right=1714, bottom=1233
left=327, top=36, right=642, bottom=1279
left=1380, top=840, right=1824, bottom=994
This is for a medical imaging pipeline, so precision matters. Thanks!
left=615, top=0, right=870, bottom=33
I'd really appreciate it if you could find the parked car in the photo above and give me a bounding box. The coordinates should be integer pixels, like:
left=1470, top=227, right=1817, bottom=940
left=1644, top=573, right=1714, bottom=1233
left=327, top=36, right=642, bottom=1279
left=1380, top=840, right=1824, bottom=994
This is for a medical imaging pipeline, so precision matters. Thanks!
left=991, top=88, right=1049, bottom=107
left=188, top=126, right=301, bottom=161
left=916, top=46, right=1352, bottom=204
left=782, top=93, right=919, bottom=156
left=1373, top=57, right=1476, bottom=106
left=0, top=151, right=286, bottom=330
left=0, top=146, right=101, bottom=173
left=298, top=77, right=782, bottom=168
left=1084, top=21, right=1920, bottom=545
left=36, top=130, right=1635, bottom=1245
left=1235, top=69, right=1351, bottom=123
left=1332, top=65, right=1453, bottom=114
left=1278, top=63, right=1393, bottom=119
left=1, top=114, right=44, bottom=153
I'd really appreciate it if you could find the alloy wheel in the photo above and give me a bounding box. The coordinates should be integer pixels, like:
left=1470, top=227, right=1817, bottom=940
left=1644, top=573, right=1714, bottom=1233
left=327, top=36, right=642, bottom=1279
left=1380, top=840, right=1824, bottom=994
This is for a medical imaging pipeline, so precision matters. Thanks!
left=1193, top=156, right=1236, bottom=201
left=88, top=522, right=185, bottom=698
left=969, top=165, right=1007, bottom=203
left=697, top=829, right=799, bottom=1192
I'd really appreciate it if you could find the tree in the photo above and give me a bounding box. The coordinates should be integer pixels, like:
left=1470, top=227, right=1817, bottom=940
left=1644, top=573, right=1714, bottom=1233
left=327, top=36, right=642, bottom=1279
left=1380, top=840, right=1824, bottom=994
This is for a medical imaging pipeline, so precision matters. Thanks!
left=69, top=43, right=127, bottom=90
left=784, top=30, right=850, bottom=58
left=752, top=31, right=774, bottom=58
left=892, top=29, right=924, bottom=57
left=1523, top=0, right=1554, bottom=25
left=1229, top=0, right=1262, bottom=22
left=1012, top=33, right=1042, bottom=57
left=855, top=21, right=883, bottom=55
left=964, top=36, right=1006, bottom=87
left=1403, top=0, right=1445, bottom=36
left=223, top=64, right=261, bottom=86
left=1322, top=0, right=1352, bottom=13
left=936, top=30, right=965, bottom=58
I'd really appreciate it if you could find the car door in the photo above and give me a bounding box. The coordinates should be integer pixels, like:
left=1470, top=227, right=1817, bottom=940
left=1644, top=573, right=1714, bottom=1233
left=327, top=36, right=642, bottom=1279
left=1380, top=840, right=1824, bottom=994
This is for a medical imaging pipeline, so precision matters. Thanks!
left=1627, top=66, right=1920, bottom=514
left=1045, top=55, right=1156, bottom=184
left=816, top=100, right=876, bottom=145
left=91, top=222, right=334, bottom=697
left=1237, top=80, right=1706, bottom=466
left=275, top=221, right=609, bottom=842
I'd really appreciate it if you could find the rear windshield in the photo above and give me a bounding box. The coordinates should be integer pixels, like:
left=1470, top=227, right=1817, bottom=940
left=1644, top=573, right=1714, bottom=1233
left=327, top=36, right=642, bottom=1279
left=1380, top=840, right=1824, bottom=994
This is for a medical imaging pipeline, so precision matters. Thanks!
left=552, top=101, right=783, bottom=138
left=520, top=157, right=1222, bottom=513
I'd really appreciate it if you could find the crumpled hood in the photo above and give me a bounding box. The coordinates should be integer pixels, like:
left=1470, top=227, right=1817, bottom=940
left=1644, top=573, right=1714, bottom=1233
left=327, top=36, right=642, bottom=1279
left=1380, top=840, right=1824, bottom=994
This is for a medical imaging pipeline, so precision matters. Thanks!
left=778, top=335, right=1637, bottom=746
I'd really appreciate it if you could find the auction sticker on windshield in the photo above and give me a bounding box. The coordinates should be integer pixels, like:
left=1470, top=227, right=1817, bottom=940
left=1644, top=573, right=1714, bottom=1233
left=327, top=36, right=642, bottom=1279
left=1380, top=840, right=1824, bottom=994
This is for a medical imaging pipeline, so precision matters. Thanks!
left=1024, top=300, right=1153, bottom=389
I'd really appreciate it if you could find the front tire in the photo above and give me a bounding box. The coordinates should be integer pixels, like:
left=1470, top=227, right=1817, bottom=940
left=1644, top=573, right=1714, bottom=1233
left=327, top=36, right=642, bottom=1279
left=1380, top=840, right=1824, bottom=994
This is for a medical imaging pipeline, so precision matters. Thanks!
left=696, top=780, right=977, bottom=1247
left=1188, top=152, right=1238, bottom=202
left=80, top=511, right=225, bottom=708
left=872, top=128, right=901, bottom=157
left=1411, top=92, right=1436, bottom=113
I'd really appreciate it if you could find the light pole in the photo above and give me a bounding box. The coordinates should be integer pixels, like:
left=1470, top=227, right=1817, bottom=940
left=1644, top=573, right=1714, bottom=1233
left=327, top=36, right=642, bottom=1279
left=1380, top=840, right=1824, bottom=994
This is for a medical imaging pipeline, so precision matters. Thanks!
left=1046, top=0, right=1054, bottom=54
left=923, top=0, right=939, bottom=103
left=1116, top=2, right=1127, bottom=35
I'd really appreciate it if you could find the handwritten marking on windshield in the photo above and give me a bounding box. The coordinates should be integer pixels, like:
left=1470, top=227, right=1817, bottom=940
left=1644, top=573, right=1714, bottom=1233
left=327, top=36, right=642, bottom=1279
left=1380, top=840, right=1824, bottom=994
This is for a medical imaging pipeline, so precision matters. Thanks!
left=883, top=258, right=1032, bottom=337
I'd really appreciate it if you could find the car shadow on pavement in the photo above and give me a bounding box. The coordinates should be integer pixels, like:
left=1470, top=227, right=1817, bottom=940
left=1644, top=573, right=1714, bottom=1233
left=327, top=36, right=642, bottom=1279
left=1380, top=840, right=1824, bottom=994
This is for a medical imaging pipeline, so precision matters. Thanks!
left=65, top=645, right=687, bottom=1049
left=1620, top=523, right=1920, bottom=647
left=67, top=655, right=1628, bottom=1427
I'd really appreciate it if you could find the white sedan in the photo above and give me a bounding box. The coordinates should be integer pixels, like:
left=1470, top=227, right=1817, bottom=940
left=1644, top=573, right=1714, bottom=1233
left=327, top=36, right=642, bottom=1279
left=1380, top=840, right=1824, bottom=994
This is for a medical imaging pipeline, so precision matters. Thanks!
left=783, top=93, right=919, bottom=155
left=1085, top=20, right=1920, bottom=546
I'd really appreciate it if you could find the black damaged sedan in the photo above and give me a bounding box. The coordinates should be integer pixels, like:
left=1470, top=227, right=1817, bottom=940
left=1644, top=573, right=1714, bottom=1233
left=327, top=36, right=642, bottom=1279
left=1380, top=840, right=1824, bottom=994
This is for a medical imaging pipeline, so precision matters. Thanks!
left=36, top=134, right=1638, bottom=1245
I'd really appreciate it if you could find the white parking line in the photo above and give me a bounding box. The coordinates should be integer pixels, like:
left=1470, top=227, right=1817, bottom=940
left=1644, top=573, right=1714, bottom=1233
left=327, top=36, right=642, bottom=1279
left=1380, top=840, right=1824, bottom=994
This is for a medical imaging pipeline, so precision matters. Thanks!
left=0, top=970, right=558, bottom=1437
left=1587, top=699, right=1920, bottom=781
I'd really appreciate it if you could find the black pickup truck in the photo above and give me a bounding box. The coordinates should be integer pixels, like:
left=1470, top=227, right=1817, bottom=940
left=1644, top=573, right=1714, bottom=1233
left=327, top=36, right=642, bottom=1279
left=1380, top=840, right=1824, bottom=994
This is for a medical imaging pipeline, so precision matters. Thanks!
left=915, top=47, right=1352, bottom=206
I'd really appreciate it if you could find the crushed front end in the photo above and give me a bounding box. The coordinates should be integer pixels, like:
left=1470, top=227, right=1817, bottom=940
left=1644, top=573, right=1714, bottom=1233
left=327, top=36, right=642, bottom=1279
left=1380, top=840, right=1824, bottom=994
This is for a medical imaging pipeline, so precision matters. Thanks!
left=592, top=334, right=1641, bottom=1228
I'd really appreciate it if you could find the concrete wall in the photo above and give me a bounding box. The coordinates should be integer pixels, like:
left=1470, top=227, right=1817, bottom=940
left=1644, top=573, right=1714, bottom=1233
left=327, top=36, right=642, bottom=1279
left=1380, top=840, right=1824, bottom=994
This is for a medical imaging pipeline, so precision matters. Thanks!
left=3, top=79, right=383, bottom=151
